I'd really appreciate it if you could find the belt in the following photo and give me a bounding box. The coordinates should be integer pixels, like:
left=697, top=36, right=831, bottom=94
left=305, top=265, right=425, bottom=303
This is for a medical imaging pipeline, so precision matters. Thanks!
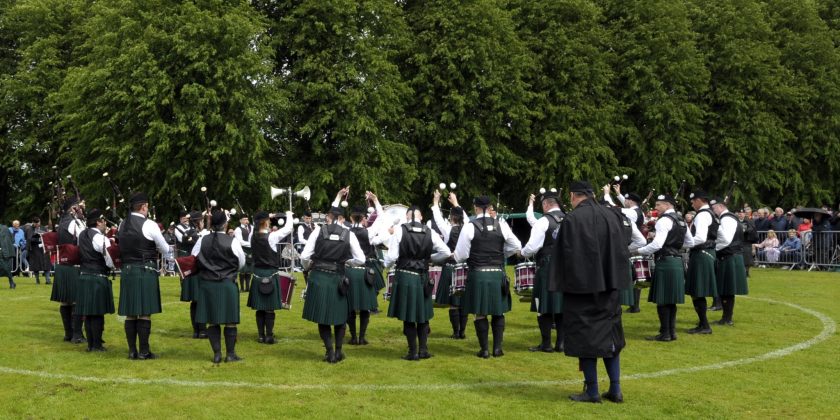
left=80, top=272, right=109, bottom=279
left=348, top=266, right=365, bottom=271
left=395, top=269, right=422, bottom=276
left=473, top=267, right=502, bottom=272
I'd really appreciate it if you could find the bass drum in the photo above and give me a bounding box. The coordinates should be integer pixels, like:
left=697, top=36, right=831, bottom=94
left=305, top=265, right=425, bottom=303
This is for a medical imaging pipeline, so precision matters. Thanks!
left=379, top=204, right=409, bottom=227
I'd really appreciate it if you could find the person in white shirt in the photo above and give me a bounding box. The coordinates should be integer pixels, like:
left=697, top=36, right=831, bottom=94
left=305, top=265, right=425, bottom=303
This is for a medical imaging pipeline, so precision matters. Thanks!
left=710, top=197, right=749, bottom=326
left=685, top=190, right=719, bottom=334
left=233, top=216, right=253, bottom=292
left=75, top=209, right=116, bottom=352
left=431, top=190, right=469, bottom=338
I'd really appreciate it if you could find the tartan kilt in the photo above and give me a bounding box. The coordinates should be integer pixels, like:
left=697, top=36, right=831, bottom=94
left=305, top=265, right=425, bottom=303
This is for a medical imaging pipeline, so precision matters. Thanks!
left=434, top=263, right=462, bottom=307
left=619, top=265, right=634, bottom=306
left=179, top=274, right=200, bottom=302
left=463, top=269, right=511, bottom=316
left=118, top=262, right=162, bottom=316
left=387, top=270, right=434, bottom=323
left=75, top=272, right=115, bottom=315
left=529, top=262, right=563, bottom=314
left=301, top=270, right=348, bottom=326
left=367, top=259, right=386, bottom=291
left=716, top=254, right=749, bottom=295
left=346, top=266, right=378, bottom=312
left=686, top=249, right=718, bottom=298
left=240, top=248, right=254, bottom=275
left=50, top=264, right=80, bottom=303
left=196, top=277, right=240, bottom=324
left=247, top=267, right=284, bottom=311
left=647, top=257, right=685, bottom=305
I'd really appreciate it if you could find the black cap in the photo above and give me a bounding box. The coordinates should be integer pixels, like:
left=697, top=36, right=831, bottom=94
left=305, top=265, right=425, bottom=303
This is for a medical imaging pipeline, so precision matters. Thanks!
left=450, top=206, right=464, bottom=217
left=624, top=193, right=642, bottom=204
left=63, top=196, right=79, bottom=212
left=569, top=181, right=593, bottom=194
left=473, top=196, right=491, bottom=208
left=129, top=192, right=149, bottom=206
left=303, top=211, right=312, bottom=217
left=86, top=209, right=104, bottom=222
left=709, top=196, right=725, bottom=206
left=211, top=210, right=227, bottom=226
left=541, top=191, right=560, bottom=204
left=655, top=194, right=677, bottom=207
left=179, top=210, right=190, bottom=218
left=253, top=211, right=270, bottom=223
left=329, top=206, right=344, bottom=216
left=351, top=206, right=366, bottom=216
left=689, top=190, right=710, bottom=201
left=189, top=210, right=202, bottom=221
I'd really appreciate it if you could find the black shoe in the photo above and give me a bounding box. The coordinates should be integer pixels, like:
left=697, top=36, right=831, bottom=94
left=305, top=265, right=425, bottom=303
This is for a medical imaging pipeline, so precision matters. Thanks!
left=128, top=351, right=138, bottom=360
left=449, top=333, right=460, bottom=339
left=687, top=326, right=713, bottom=334
left=324, top=350, right=335, bottom=363
left=225, top=354, right=242, bottom=363
left=493, top=349, right=504, bottom=357
left=418, top=351, right=433, bottom=359
left=671, top=333, right=677, bottom=341
left=63, top=336, right=72, bottom=342
left=601, top=392, right=624, bottom=403
left=569, top=392, right=602, bottom=403
left=627, top=307, right=640, bottom=313
left=93, top=346, right=107, bottom=352
left=46, top=280, right=52, bottom=285
left=334, top=350, right=345, bottom=362
left=137, top=352, right=157, bottom=360
left=553, top=344, right=564, bottom=353
left=197, top=332, right=208, bottom=339
left=457, top=333, right=466, bottom=339
left=349, top=337, right=358, bottom=345
left=71, top=337, right=87, bottom=344
left=9, top=281, right=16, bottom=289
left=212, top=353, right=222, bottom=364
left=709, top=306, right=722, bottom=311
left=529, top=345, right=554, bottom=353
left=402, top=353, right=419, bottom=361
left=264, top=336, right=276, bottom=345
left=716, top=319, right=734, bottom=326
left=192, top=332, right=200, bottom=339
left=476, top=350, right=490, bottom=359
left=645, top=334, right=672, bottom=342
left=358, top=338, right=369, bottom=345
left=257, top=336, right=265, bottom=343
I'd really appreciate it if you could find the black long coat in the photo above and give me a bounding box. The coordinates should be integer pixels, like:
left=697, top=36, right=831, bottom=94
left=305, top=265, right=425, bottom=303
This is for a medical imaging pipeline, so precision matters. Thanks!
left=25, top=225, right=51, bottom=272
left=549, top=198, right=631, bottom=358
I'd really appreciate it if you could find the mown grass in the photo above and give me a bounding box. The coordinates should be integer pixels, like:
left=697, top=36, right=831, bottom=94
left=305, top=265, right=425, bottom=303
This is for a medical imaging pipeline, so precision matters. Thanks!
left=0, top=267, right=836, bottom=419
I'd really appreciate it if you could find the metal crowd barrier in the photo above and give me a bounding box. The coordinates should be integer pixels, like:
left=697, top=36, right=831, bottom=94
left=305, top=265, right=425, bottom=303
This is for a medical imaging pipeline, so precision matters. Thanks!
left=752, top=230, right=840, bottom=271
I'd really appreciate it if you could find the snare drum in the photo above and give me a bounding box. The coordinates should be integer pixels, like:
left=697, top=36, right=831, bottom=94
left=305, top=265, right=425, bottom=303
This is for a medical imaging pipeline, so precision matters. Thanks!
left=514, top=261, right=536, bottom=297
left=631, top=256, right=653, bottom=283
left=449, top=263, right=468, bottom=296
left=428, top=265, right=443, bottom=299
left=384, top=270, right=396, bottom=301
left=278, top=272, right=296, bottom=310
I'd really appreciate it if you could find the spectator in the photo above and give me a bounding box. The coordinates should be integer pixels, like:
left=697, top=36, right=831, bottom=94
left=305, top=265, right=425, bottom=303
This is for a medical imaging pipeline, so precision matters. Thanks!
left=754, top=208, right=772, bottom=232
left=797, top=218, right=812, bottom=236
left=9, top=220, right=26, bottom=273
left=25, top=217, right=52, bottom=285
left=754, top=231, right=780, bottom=264
left=810, top=213, right=833, bottom=264
left=779, top=229, right=802, bottom=266
left=0, top=222, right=15, bottom=288
left=163, top=223, right=177, bottom=246
left=769, top=207, right=788, bottom=239
left=785, top=211, right=800, bottom=231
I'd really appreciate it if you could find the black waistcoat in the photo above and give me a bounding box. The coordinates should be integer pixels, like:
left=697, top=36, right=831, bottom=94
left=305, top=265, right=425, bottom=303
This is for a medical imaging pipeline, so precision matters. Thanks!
left=251, top=231, right=278, bottom=269
left=537, top=210, right=565, bottom=261
left=718, top=213, right=744, bottom=258
left=312, top=224, right=351, bottom=269
left=446, top=224, right=462, bottom=252
left=467, top=218, right=505, bottom=267
left=654, top=212, right=687, bottom=259
left=238, top=225, right=251, bottom=243
left=690, top=208, right=719, bottom=250
left=396, top=223, right=433, bottom=271
left=79, top=228, right=108, bottom=274
left=177, top=223, right=197, bottom=245
left=302, top=224, right=314, bottom=241
left=118, top=215, right=158, bottom=263
left=58, top=214, right=77, bottom=245
left=197, top=233, right=239, bottom=281
left=350, top=226, right=376, bottom=258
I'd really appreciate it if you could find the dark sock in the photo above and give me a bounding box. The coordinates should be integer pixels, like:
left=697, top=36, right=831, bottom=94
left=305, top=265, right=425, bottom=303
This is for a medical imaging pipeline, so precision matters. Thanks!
left=334, top=324, right=346, bottom=352
left=537, top=314, right=552, bottom=348
left=190, top=301, right=198, bottom=334
left=137, top=319, right=151, bottom=354
left=418, top=322, right=429, bottom=353
left=491, top=316, right=505, bottom=353
left=84, top=318, right=93, bottom=349
left=59, top=305, right=73, bottom=339
left=71, top=305, right=84, bottom=340
left=553, top=313, right=564, bottom=349
left=224, top=326, right=238, bottom=356
left=727, top=295, right=736, bottom=322
left=348, top=311, right=357, bottom=339
left=264, top=311, right=276, bottom=337
left=256, top=310, right=266, bottom=338
left=208, top=325, right=222, bottom=356
left=458, top=308, right=469, bottom=336
left=35, top=272, right=40, bottom=284
left=359, top=311, right=370, bottom=340
left=474, top=318, right=489, bottom=351
left=603, top=355, right=621, bottom=395
left=94, top=316, right=105, bottom=348
left=318, top=324, right=332, bottom=351
left=656, top=305, right=668, bottom=336
left=632, top=288, right=641, bottom=310
left=669, top=304, right=677, bottom=338
left=124, top=319, right=138, bottom=353
left=580, top=358, right=599, bottom=397
left=449, top=308, right=460, bottom=336
left=693, top=297, right=709, bottom=328
left=404, top=321, right=418, bottom=355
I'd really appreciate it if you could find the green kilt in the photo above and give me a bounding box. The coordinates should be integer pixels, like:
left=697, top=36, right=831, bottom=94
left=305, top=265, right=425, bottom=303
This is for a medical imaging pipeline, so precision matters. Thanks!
left=387, top=270, right=434, bottom=323
left=716, top=254, right=749, bottom=296
left=196, top=277, right=240, bottom=324
left=247, top=267, right=284, bottom=311
left=530, top=261, right=563, bottom=314
left=179, top=274, right=200, bottom=302
left=368, top=259, right=386, bottom=292
left=686, top=249, right=718, bottom=298
left=240, top=248, right=254, bottom=275
left=118, top=262, right=162, bottom=316
left=619, top=265, right=635, bottom=306
left=434, top=264, right=462, bottom=307
left=50, top=264, right=80, bottom=303
left=301, top=269, right=348, bottom=326
left=75, top=272, right=115, bottom=315
left=463, top=269, right=511, bottom=316
left=347, top=266, right=378, bottom=312
left=647, top=257, right=685, bottom=305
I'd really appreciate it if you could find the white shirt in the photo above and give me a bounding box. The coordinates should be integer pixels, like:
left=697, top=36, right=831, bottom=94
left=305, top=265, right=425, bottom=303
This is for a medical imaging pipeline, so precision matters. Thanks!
left=716, top=211, right=739, bottom=251
left=383, top=223, right=452, bottom=268
left=299, top=223, right=366, bottom=270
left=82, top=228, right=115, bottom=269
left=636, top=209, right=692, bottom=256
left=431, top=205, right=460, bottom=244
left=628, top=216, right=647, bottom=251
left=251, top=216, right=294, bottom=251
left=234, top=224, right=252, bottom=248
left=453, top=215, right=522, bottom=263
left=174, top=223, right=192, bottom=243
left=525, top=203, right=538, bottom=227
left=297, top=224, right=315, bottom=244
left=521, top=208, right=563, bottom=258
left=65, top=216, right=84, bottom=239
left=129, top=212, right=172, bottom=258
left=190, top=232, right=246, bottom=269
left=690, top=205, right=714, bottom=248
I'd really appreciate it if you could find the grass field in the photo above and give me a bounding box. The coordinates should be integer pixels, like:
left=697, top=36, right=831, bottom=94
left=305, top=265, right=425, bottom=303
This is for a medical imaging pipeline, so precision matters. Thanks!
left=0, top=267, right=837, bottom=419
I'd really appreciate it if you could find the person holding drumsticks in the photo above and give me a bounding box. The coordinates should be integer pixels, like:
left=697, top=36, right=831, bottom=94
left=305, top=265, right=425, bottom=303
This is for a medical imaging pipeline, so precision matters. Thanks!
left=247, top=210, right=293, bottom=345
left=431, top=189, right=468, bottom=339
left=632, top=194, right=692, bottom=342
left=75, top=209, right=115, bottom=352
left=520, top=191, right=565, bottom=353
left=685, top=190, right=719, bottom=335
left=454, top=196, right=522, bottom=359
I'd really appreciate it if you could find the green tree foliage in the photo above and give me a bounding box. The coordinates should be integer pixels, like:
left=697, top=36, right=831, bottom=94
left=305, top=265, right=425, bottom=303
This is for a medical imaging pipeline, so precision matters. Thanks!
left=56, top=0, right=277, bottom=219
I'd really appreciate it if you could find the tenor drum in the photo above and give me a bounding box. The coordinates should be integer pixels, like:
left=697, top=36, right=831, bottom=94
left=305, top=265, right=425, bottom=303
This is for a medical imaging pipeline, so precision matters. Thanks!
left=428, top=265, right=443, bottom=300
left=278, top=272, right=296, bottom=310
left=384, top=270, right=396, bottom=301
left=449, top=263, right=468, bottom=296
left=514, top=261, right=536, bottom=297
left=631, top=256, right=653, bottom=283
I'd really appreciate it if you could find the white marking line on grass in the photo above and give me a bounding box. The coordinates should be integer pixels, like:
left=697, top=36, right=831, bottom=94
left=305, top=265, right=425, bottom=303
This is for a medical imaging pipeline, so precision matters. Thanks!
left=0, top=296, right=834, bottom=391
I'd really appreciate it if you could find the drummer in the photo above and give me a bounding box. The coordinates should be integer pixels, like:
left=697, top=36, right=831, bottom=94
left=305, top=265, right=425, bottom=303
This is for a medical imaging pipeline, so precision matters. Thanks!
left=247, top=210, right=294, bottom=344
left=181, top=211, right=208, bottom=339
left=234, top=215, right=253, bottom=292
left=431, top=190, right=469, bottom=339
left=383, top=206, right=451, bottom=360
left=454, top=196, right=522, bottom=358
left=604, top=185, right=647, bottom=312
left=632, top=194, right=692, bottom=342
left=685, top=190, right=719, bottom=334
left=75, top=209, right=115, bottom=352
left=520, top=191, right=565, bottom=353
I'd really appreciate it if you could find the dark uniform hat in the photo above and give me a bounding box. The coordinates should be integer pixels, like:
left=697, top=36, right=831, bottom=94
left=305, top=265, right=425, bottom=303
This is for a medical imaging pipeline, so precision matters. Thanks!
left=624, top=192, right=643, bottom=204
left=569, top=181, right=594, bottom=194
left=62, top=196, right=79, bottom=212
left=689, top=190, right=710, bottom=201
left=253, top=211, right=270, bottom=223
left=450, top=206, right=465, bottom=217
left=329, top=206, right=344, bottom=216
left=709, top=196, right=726, bottom=207
left=129, top=192, right=149, bottom=206
left=473, top=196, right=491, bottom=208
left=210, top=210, right=227, bottom=226
left=189, top=210, right=202, bottom=221
left=179, top=210, right=190, bottom=218
left=655, top=194, right=677, bottom=207
left=86, top=209, right=104, bottom=223
left=351, top=206, right=367, bottom=216
left=541, top=191, right=561, bottom=204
